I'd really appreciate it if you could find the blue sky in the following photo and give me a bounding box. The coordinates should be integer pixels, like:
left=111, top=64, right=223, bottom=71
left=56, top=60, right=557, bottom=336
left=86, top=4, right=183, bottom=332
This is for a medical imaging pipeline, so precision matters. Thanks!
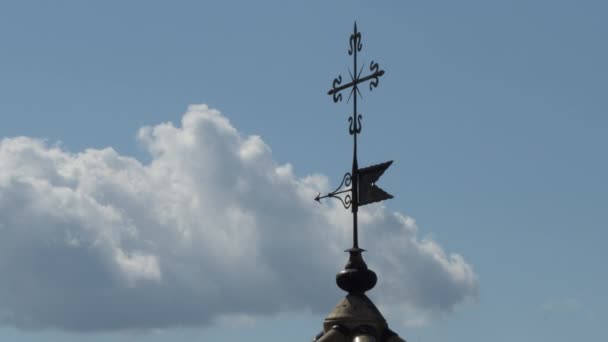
left=0, top=1, right=606, bottom=341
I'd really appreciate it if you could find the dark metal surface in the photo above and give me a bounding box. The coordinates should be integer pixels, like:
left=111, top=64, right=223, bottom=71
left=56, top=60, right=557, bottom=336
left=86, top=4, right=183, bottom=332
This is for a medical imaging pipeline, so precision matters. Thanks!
left=336, top=248, right=377, bottom=294
left=317, top=22, right=392, bottom=250
left=358, top=161, right=393, bottom=206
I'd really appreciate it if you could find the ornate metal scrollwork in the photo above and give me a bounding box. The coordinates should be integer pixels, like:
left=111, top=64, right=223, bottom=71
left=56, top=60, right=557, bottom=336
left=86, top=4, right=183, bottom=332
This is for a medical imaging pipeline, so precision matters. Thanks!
left=326, top=24, right=384, bottom=138
left=332, top=193, right=352, bottom=209
left=342, top=172, right=352, bottom=188
left=348, top=114, right=362, bottom=135
left=348, top=25, right=362, bottom=56
left=315, top=172, right=352, bottom=209
left=317, top=22, right=394, bottom=283
left=320, top=23, right=389, bottom=237
left=369, top=61, right=382, bottom=91
left=331, top=76, right=343, bottom=102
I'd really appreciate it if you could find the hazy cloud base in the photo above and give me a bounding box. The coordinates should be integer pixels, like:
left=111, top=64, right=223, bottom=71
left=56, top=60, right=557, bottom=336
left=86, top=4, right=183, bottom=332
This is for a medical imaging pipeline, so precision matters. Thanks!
left=0, top=105, right=478, bottom=331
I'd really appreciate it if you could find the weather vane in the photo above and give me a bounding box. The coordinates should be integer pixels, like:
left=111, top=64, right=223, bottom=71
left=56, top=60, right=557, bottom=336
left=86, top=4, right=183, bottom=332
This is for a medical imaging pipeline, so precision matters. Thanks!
left=316, top=22, right=393, bottom=254
left=311, top=23, right=408, bottom=342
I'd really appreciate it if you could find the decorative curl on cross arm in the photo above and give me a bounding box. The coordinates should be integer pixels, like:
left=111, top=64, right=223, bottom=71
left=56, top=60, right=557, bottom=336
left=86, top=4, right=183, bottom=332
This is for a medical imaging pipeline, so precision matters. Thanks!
left=348, top=30, right=362, bottom=56
left=349, top=114, right=362, bottom=135
left=369, top=60, right=384, bottom=91
left=331, top=75, right=343, bottom=103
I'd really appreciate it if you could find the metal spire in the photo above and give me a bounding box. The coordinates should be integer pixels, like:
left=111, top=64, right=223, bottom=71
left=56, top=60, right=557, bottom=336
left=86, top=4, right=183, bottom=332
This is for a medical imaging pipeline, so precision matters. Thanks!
left=317, top=22, right=392, bottom=254
left=312, top=22, right=407, bottom=342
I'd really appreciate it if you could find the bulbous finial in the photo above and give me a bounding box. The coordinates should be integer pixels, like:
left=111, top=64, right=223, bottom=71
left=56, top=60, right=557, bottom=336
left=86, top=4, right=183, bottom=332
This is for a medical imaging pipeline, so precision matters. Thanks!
left=336, top=248, right=377, bottom=294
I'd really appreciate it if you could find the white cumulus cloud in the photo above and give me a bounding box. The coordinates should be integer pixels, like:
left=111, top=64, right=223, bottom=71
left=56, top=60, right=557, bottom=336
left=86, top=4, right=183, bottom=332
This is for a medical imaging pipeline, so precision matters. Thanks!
left=0, top=105, right=478, bottom=331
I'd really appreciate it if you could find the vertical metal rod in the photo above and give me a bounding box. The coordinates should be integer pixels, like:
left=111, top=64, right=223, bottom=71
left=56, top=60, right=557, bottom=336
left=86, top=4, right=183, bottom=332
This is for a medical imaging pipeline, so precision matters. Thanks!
left=351, top=24, right=359, bottom=249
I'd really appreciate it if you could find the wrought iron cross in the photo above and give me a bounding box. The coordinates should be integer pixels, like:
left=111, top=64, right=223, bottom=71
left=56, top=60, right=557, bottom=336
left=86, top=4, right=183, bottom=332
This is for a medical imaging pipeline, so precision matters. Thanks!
left=316, top=23, right=393, bottom=250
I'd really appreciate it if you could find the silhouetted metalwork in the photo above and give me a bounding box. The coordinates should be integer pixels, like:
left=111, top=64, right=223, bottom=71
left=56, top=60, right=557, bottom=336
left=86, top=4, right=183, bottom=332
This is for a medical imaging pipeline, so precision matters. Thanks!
left=317, top=22, right=392, bottom=250
left=358, top=161, right=393, bottom=206
left=315, top=172, right=352, bottom=209
left=312, top=22, right=408, bottom=342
